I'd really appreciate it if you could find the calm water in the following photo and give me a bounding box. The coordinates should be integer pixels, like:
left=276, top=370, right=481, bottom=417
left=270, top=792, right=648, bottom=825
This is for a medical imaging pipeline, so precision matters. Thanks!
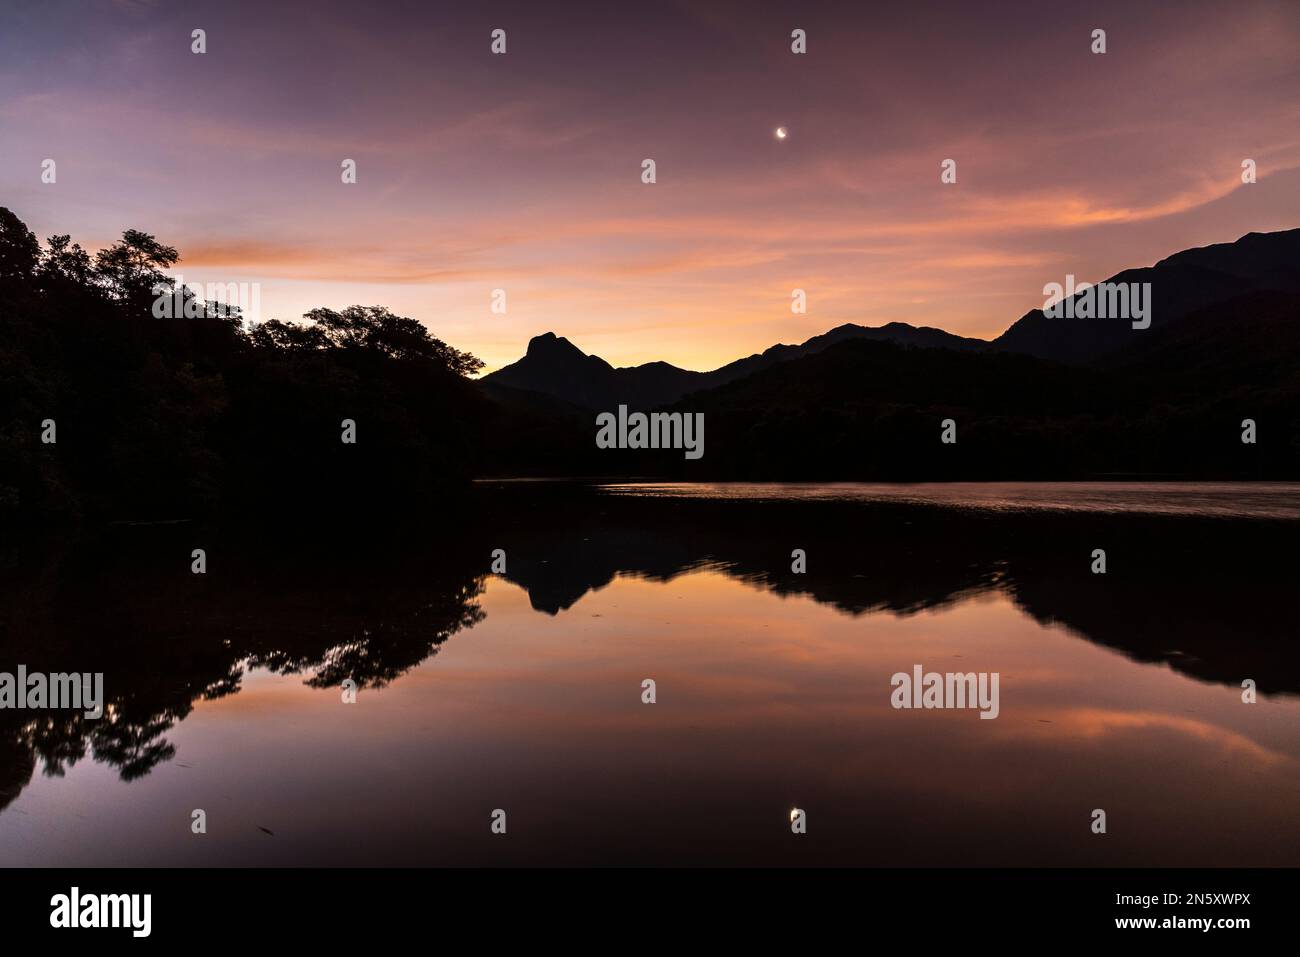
left=1, top=482, right=1298, bottom=866
left=601, top=480, right=1300, bottom=519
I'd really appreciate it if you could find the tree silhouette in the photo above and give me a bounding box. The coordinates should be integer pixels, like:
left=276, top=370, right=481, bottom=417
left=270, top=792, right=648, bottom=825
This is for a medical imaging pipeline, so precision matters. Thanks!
left=93, top=228, right=179, bottom=310
left=39, top=235, right=95, bottom=287
left=0, top=208, right=490, bottom=522
left=0, top=207, right=40, bottom=281
left=301, top=305, right=485, bottom=374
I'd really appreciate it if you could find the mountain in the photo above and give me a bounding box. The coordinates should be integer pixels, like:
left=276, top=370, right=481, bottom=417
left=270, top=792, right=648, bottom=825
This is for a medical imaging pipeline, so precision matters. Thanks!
left=632, top=288, right=1300, bottom=480
left=484, top=227, right=1300, bottom=412
left=472, top=227, right=1300, bottom=479
left=993, top=229, right=1300, bottom=363
left=481, top=332, right=708, bottom=411
left=482, top=322, right=983, bottom=411
left=650, top=338, right=1120, bottom=480
left=706, top=321, right=984, bottom=383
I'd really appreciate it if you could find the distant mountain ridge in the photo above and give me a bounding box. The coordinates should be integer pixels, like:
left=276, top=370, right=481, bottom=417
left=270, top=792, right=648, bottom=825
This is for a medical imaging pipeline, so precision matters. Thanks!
left=482, top=227, right=1300, bottom=411
left=483, top=323, right=984, bottom=410
left=992, top=228, right=1300, bottom=363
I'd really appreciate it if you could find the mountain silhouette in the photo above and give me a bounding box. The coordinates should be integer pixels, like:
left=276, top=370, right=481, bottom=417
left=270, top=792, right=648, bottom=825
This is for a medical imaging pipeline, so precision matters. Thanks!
left=470, top=227, right=1300, bottom=479
left=484, top=229, right=1300, bottom=414
left=482, top=332, right=708, bottom=410
left=482, top=322, right=984, bottom=411
left=993, top=228, right=1300, bottom=363
left=634, top=285, right=1300, bottom=479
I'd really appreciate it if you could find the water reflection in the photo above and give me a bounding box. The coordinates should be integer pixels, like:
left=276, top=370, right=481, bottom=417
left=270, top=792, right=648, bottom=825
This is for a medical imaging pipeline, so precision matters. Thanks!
left=488, top=485, right=1300, bottom=694
left=599, top=480, right=1300, bottom=519
left=0, top=526, right=485, bottom=813
left=1, top=483, right=1297, bottom=864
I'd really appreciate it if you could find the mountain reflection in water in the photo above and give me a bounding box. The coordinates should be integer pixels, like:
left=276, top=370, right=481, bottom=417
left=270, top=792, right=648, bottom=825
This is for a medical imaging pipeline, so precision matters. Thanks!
left=1, top=482, right=1297, bottom=865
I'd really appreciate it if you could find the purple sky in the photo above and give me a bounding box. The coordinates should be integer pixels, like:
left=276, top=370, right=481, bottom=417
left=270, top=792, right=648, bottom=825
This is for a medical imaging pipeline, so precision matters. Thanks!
left=2, top=0, right=1298, bottom=371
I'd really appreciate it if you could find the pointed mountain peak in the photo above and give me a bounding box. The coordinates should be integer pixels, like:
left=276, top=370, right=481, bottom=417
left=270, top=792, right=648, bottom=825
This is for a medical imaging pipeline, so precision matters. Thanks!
left=526, top=331, right=584, bottom=357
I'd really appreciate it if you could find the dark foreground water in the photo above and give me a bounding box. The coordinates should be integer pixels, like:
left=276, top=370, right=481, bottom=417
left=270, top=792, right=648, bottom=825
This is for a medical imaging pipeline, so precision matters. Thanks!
left=1, top=482, right=1298, bottom=866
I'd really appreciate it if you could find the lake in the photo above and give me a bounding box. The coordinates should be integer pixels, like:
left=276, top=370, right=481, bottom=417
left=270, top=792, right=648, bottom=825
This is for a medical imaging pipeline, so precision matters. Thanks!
left=1, top=482, right=1298, bottom=865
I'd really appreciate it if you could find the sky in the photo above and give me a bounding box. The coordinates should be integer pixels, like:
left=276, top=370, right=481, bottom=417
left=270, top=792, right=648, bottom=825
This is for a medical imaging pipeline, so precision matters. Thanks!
left=2, top=0, right=1298, bottom=373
